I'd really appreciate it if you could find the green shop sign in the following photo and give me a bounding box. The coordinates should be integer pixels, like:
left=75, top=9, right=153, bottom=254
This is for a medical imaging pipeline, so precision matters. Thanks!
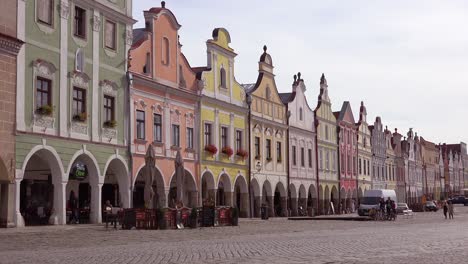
left=70, top=163, right=88, bottom=181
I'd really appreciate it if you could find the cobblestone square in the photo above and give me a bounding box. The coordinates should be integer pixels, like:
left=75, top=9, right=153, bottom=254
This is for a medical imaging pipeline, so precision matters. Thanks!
left=1, top=206, right=468, bottom=264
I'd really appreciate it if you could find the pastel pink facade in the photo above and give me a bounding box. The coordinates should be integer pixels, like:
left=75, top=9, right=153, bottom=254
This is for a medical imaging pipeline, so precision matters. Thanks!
left=334, top=102, right=358, bottom=213
left=129, top=3, right=202, bottom=208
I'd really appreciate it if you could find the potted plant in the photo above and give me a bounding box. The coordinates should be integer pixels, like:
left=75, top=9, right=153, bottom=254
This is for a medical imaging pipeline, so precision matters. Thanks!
left=231, top=207, right=239, bottom=226
left=204, top=144, right=218, bottom=155
left=157, top=208, right=166, bottom=230
left=103, top=120, right=117, bottom=128
left=236, top=149, right=248, bottom=159
left=72, top=112, right=87, bottom=122
left=221, top=146, right=234, bottom=157
left=35, top=105, right=53, bottom=116
left=189, top=207, right=198, bottom=228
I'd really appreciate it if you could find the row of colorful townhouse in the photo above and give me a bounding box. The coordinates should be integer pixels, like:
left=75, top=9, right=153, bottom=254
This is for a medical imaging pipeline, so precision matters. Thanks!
left=1, top=1, right=467, bottom=227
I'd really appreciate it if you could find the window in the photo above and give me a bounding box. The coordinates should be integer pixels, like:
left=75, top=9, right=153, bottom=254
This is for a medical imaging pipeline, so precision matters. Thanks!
left=220, top=68, right=226, bottom=88
left=204, top=123, right=212, bottom=146
left=187, top=128, right=194, bottom=149
left=292, top=146, right=297, bottom=166
left=301, top=147, right=305, bottom=167
left=153, top=114, right=162, bottom=142
left=319, top=149, right=323, bottom=169
left=266, top=87, right=271, bottom=100
left=325, top=151, right=330, bottom=170
left=236, top=130, right=242, bottom=151
left=72, top=87, right=86, bottom=116
left=364, top=137, right=367, bottom=147
left=105, top=20, right=116, bottom=50
left=74, top=6, right=86, bottom=39
left=221, top=127, right=228, bottom=148
left=136, top=110, right=145, bottom=140
left=162, top=37, right=169, bottom=65
left=143, top=52, right=151, bottom=74
left=367, top=160, right=370, bottom=175
left=359, top=159, right=362, bottom=174
left=277, top=142, right=282, bottom=162
left=353, top=157, right=356, bottom=174
left=75, top=49, right=84, bottom=72
left=333, top=152, right=336, bottom=171
left=325, top=125, right=329, bottom=140
left=254, top=137, right=260, bottom=159
left=341, top=153, right=345, bottom=173
left=37, top=0, right=53, bottom=26
left=172, top=125, right=180, bottom=147
left=103, top=95, right=114, bottom=122
left=308, top=149, right=312, bottom=168
left=299, top=107, right=303, bottom=121
left=348, top=154, right=351, bottom=174
left=266, top=139, right=271, bottom=160
left=36, top=77, right=52, bottom=109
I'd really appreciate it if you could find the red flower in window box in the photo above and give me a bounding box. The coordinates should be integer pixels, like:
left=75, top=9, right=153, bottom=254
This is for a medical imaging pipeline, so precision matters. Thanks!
left=222, top=146, right=234, bottom=157
left=204, top=144, right=218, bottom=155
left=236, top=149, right=249, bottom=159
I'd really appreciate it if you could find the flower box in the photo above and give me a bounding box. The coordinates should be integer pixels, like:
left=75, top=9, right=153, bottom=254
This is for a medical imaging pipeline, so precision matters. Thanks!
left=221, top=146, right=234, bottom=157
left=72, top=112, right=87, bottom=122
left=236, top=149, right=248, bottom=159
left=103, top=120, right=117, bottom=128
left=204, top=144, right=218, bottom=155
left=35, top=105, right=53, bottom=116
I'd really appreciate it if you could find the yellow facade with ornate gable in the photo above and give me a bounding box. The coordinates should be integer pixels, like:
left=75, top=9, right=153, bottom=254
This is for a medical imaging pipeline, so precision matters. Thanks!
left=198, top=28, right=249, bottom=216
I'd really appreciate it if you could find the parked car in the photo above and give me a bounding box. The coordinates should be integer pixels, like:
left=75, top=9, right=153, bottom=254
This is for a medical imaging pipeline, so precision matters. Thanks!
left=449, top=196, right=468, bottom=206
left=424, top=201, right=438, bottom=212
left=396, top=203, right=413, bottom=215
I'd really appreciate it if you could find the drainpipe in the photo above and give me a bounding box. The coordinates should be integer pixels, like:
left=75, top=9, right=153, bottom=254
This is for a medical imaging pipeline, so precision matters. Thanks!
left=246, top=95, right=253, bottom=218
left=336, top=126, right=341, bottom=214
left=126, top=70, right=133, bottom=208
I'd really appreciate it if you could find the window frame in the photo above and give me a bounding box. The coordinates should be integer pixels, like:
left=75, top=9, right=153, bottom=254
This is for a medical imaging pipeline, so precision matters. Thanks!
left=103, top=95, right=115, bottom=122
left=105, top=19, right=117, bottom=50
left=276, top=142, right=282, bottom=162
left=73, top=5, right=87, bottom=39
left=292, top=146, right=297, bottom=166
left=187, top=127, right=194, bottom=149
left=308, top=149, right=312, bottom=168
left=153, top=113, right=162, bottom=143
left=221, top=126, right=228, bottom=149
left=204, top=123, right=212, bottom=146
left=220, top=67, right=227, bottom=88
left=235, top=130, right=242, bottom=151
left=266, top=139, right=272, bottom=160
left=136, top=110, right=146, bottom=140
left=37, top=0, right=54, bottom=26
left=172, top=124, right=180, bottom=147
left=36, top=76, right=52, bottom=110
left=72, top=87, right=86, bottom=116
left=254, top=137, right=260, bottom=159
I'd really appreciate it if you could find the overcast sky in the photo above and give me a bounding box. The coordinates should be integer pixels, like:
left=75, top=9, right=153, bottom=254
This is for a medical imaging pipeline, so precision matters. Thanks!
left=133, top=0, right=468, bottom=145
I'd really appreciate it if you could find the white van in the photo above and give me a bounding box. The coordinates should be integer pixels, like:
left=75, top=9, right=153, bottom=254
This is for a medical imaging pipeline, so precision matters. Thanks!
left=358, top=189, right=397, bottom=216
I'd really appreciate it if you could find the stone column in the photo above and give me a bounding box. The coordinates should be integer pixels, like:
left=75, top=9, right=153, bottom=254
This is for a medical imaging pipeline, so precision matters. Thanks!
left=164, top=189, right=170, bottom=208
left=14, top=179, right=24, bottom=227
left=91, top=183, right=103, bottom=224
left=7, top=182, right=16, bottom=227
left=50, top=181, right=67, bottom=225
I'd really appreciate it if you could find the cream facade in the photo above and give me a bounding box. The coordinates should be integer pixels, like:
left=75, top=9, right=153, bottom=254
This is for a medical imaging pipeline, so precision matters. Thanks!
left=244, top=46, right=288, bottom=217
left=280, top=74, right=317, bottom=216
left=356, top=102, right=372, bottom=201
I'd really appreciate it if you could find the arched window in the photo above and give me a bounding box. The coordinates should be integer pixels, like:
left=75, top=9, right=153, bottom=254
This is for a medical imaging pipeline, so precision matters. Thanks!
left=75, top=49, right=84, bottom=72
left=220, top=67, right=226, bottom=88
left=162, top=37, right=169, bottom=65
left=299, top=107, right=303, bottom=120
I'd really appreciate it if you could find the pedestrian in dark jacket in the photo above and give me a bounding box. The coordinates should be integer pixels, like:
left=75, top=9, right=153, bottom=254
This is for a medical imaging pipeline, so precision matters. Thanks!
left=443, top=200, right=448, bottom=219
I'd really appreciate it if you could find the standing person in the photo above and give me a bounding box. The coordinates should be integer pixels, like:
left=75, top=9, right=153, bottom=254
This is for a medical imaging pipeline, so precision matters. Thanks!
left=69, top=191, right=78, bottom=224
left=448, top=200, right=454, bottom=219
left=443, top=200, right=448, bottom=219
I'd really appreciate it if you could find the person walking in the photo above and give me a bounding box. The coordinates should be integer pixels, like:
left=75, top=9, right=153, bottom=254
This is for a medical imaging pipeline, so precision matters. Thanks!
left=448, top=200, right=454, bottom=219
left=443, top=200, right=448, bottom=219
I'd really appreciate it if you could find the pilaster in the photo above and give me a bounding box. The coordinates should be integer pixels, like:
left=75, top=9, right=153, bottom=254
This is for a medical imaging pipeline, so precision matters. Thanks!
left=92, top=11, right=101, bottom=142
left=59, top=0, right=70, bottom=137
left=16, top=0, right=26, bottom=132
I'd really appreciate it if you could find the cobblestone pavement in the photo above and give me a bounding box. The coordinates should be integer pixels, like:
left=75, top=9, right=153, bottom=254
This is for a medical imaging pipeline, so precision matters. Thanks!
left=1, top=206, right=468, bottom=264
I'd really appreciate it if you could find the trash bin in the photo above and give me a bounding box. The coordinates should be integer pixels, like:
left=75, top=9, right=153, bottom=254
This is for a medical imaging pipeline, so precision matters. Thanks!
left=261, top=205, right=269, bottom=220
